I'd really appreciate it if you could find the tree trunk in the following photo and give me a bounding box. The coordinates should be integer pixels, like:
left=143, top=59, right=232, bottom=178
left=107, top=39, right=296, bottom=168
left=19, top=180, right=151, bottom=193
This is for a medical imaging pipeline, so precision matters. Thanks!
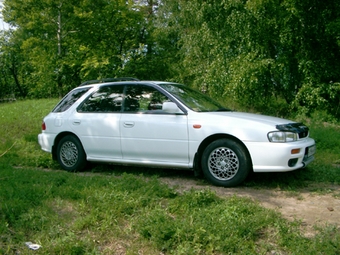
left=9, top=64, right=25, bottom=98
left=57, top=4, right=63, bottom=97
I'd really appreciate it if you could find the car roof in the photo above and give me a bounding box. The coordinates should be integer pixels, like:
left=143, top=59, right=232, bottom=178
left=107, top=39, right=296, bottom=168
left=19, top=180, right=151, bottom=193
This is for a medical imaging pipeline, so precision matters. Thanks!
left=79, top=77, right=139, bottom=86
left=78, top=78, right=180, bottom=88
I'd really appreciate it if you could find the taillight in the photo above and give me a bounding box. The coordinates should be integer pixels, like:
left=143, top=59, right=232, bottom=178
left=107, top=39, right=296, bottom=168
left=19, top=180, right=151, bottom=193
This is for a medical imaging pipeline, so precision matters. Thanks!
left=42, top=122, right=46, bottom=130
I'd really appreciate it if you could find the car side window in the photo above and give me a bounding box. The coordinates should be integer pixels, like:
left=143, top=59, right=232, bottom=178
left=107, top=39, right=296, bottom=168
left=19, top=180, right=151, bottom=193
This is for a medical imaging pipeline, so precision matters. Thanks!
left=78, top=85, right=124, bottom=113
left=53, top=87, right=91, bottom=113
left=124, top=85, right=170, bottom=113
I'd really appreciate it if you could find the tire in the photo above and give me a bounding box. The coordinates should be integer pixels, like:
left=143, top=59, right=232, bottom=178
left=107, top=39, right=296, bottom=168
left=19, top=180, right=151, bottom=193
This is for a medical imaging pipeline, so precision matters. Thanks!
left=56, top=135, right=87, bottom=172
left=201, top=139, right=251, bottom=187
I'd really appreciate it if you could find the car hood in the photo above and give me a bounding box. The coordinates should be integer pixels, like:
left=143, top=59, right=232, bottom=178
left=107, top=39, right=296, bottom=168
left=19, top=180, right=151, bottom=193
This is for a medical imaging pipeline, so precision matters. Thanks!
left=211, top=111, right=293, bottom=126
left=189, top=111, right=296, bottom=142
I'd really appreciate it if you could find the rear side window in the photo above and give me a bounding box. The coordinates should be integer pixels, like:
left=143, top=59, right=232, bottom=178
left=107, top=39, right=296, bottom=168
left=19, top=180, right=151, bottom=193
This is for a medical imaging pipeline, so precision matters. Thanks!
left=77, top=85, right=124, bottom=113
left=52, top=87, right=91, bottom=113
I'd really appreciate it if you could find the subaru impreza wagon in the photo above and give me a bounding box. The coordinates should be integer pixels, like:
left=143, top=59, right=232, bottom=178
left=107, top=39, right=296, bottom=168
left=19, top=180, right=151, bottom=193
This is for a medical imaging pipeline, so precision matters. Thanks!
left=38, top=78, right=316, bottom=187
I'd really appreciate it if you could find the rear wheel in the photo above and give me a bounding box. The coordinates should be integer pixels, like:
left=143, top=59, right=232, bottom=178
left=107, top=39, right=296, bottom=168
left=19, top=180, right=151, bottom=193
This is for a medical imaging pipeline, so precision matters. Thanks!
left=56, top=135, right=87, bottom=172
left=201, top=139, right=251, bottom=187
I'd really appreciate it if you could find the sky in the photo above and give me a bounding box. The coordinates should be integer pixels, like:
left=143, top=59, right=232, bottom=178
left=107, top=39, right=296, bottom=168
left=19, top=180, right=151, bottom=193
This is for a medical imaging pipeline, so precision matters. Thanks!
left=0, top=0, right=10, bottom=30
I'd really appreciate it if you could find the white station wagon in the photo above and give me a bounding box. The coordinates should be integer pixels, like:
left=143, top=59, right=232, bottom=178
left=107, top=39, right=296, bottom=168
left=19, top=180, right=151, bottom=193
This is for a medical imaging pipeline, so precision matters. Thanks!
left=38, top=78, right=316, bottom=187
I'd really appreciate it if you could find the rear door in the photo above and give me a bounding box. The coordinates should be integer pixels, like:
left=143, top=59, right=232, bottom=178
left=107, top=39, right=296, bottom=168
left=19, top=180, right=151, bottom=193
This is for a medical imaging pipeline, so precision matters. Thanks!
left=71, top=85, right=124, bottom=159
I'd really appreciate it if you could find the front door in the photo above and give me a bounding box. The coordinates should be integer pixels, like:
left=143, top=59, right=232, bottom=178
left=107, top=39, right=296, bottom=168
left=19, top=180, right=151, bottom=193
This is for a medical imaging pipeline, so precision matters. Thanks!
left=120, top=85, right=189, bottom=165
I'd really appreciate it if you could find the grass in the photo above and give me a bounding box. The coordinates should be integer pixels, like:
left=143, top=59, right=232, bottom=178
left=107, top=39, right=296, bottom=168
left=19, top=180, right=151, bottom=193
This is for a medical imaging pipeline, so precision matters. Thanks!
left=0, top=99, right=340, bottom=254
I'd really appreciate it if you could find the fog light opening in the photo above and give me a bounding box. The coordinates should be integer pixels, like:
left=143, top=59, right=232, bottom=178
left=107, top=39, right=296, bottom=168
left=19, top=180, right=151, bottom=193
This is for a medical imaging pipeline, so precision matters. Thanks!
left=288, top=158, right=298, bottom=167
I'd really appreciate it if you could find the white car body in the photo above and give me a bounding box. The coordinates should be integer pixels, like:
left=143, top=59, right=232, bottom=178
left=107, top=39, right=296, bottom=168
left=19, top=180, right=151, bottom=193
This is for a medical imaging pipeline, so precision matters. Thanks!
left=38, top=80, right=316, bottom=187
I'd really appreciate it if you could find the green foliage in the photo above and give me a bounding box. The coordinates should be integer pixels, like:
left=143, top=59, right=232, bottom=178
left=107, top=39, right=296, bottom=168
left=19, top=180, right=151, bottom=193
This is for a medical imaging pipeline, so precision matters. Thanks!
left=0, top=0, right=171, bottom=98
left=294, top=82, right=340, bottom=118
left=156, top=0, right=340, bottom=119
left=1, top=0, right=340, bottom=119
left=0, top=30, right=29, bottom=98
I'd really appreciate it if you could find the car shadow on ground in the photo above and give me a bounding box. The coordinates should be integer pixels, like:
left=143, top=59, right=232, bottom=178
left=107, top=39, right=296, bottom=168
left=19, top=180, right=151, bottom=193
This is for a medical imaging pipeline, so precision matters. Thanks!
left=80, top=162, right=312, bottom=190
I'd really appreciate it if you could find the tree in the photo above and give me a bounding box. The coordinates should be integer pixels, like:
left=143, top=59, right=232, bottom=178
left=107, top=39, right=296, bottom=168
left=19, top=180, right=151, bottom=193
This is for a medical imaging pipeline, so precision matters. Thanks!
left=157, top=0, right=340, bottom=118
left=0, top=30, right=28, bottom=98
left=1, top=0, right=160, bottom=97
left=2, top=0, right=82, bottom=97
left=1, top=0, right=339, bottom=118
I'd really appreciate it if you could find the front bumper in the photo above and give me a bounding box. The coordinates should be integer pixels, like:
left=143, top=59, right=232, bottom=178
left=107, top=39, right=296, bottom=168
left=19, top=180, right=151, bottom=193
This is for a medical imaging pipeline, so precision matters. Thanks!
left=245, top=137, right=316, bottom=172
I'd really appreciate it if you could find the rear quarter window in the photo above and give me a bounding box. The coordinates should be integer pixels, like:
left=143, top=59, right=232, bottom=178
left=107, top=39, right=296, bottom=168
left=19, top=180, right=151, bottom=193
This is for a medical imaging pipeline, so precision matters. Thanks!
left=52, top=87, right=91, bottom=113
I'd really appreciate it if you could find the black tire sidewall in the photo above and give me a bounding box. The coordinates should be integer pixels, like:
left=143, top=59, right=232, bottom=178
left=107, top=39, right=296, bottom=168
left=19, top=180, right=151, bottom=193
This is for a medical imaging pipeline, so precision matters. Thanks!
left=201, top=139, right=251, bottom=187
left=57, top=135, right=86, bottom=172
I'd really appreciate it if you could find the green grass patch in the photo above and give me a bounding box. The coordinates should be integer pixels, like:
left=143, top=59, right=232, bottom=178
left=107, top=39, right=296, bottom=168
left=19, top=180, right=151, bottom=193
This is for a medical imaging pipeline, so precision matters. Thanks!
left=0, top=99, right=60, bottom=169
left=1, top=166, right=339, bottom=254
left=0, top=99, right=340, bottom=254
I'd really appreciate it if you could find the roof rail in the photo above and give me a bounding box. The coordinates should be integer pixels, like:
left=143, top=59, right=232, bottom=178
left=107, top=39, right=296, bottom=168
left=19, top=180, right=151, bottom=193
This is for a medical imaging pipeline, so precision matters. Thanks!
left=79, top=80, right=101, bottom=86
left=102, top=77, right=139, bottom=82
left=79, top=77, right=139, bottom=86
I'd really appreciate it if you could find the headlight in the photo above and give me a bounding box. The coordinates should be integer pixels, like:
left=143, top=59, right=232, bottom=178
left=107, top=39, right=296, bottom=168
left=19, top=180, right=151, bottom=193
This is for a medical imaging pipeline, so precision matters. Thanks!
left=268, top=131, right=298, bottom=143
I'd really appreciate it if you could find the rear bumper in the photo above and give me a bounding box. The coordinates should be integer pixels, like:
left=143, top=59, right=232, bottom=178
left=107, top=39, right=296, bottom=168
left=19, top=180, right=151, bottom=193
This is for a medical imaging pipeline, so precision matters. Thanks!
left=245, top=138, right=316, bottom=172
left=38, top=133, right=55, bottom=153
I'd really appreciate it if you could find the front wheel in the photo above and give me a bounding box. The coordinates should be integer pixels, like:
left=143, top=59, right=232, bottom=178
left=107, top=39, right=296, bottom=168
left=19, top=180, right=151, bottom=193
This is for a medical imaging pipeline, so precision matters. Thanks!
left=56, top=135, right=87, bottom=172
left=201, top=139, right=251, bottom=187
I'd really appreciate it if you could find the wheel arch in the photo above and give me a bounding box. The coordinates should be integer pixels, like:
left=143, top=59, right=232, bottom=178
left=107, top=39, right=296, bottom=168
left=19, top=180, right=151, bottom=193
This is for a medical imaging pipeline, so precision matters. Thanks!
left=52, top=132, right=84, bottom=160
left=194, top=134, right=253, bottom=173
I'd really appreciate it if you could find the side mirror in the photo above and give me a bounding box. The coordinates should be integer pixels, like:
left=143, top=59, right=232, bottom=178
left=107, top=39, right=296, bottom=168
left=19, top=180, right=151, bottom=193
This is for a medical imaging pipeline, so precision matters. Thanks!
left=162, top=102, right=183, bottom=114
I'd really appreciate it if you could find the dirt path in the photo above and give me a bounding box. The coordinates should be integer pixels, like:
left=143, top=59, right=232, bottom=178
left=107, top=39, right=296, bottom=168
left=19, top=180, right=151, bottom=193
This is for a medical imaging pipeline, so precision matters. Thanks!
left=159, top=176, right=340, bottom=235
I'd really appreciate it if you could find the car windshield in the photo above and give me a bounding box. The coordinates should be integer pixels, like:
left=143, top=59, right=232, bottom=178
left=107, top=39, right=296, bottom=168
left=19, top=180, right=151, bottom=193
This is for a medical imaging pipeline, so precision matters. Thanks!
left=159, top=83, right=230, bottom=112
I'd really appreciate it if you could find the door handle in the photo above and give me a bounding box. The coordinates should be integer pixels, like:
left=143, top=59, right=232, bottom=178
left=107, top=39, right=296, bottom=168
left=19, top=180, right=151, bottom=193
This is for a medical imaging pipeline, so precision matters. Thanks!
left=73, top=120, right=81, bottom=125
left=123, top=122, right=135, bottom=128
